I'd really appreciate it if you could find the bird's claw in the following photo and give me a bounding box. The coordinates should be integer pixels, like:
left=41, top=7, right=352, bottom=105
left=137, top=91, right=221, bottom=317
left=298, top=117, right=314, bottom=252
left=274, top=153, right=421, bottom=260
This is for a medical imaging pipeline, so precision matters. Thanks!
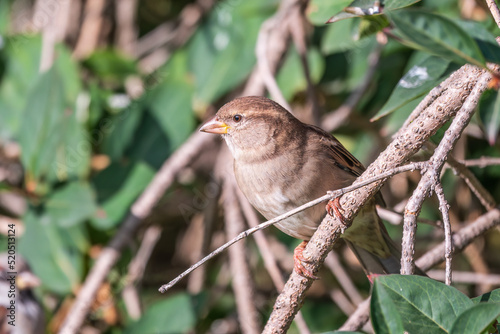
left=293, top=241, right=319, bottom=280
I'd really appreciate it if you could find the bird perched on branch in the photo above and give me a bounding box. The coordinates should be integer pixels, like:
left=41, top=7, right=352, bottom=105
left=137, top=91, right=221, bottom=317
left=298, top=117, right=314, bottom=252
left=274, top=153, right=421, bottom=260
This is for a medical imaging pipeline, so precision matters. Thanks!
left=200, top=96, right=414, bottom=279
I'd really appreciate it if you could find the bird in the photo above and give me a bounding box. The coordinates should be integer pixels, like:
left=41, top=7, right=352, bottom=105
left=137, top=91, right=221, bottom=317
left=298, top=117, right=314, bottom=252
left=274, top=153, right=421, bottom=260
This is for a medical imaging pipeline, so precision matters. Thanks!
left=200, top=96, right=412, bottom=279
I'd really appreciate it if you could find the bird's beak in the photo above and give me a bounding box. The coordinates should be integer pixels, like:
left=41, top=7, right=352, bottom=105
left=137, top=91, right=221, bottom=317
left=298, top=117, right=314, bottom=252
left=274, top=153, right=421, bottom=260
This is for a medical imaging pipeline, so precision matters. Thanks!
left=199, top=117, right=230, bottom=134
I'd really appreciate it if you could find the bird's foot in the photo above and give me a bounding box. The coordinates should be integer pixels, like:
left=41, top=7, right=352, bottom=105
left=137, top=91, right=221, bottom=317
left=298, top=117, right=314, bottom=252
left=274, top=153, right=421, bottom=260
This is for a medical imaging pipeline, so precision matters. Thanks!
left=293, top=241, right=319, bottom=280
left=326, top=197, right=346, bottom=228
left=367, top=273, right=381, bottom=284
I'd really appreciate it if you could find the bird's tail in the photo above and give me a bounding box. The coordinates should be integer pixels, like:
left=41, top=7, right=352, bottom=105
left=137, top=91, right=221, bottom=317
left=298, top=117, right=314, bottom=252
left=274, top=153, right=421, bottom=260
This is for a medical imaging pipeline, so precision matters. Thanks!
left=343, top=204, right=426, bottom=277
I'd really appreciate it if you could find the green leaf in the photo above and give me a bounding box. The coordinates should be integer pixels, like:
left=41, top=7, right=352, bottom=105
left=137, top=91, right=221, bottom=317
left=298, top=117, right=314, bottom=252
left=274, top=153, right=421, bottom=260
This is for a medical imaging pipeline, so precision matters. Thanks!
left=307, top=0, right=352, bottom=25
left=124, top=293, right=196, bottom=334
left=374, top=275, right=474, bottom=333
left=326, top=0, right=387, bottom=24
left=188, top=0, right=273, bottom=106
left=277, top=47, right=324, bottom=100
left=0, top=0, right=10, bottom=34
left=450, top=303, right=500, bottom=334
left=371, top=280, right=405, bottom=333
left=91, top=162, right=154, bottom=230
left=18, top=65, right=88, bottom=189
left=384, top=0, right=422, bottom=10
left=101, top=105, right=144, bottom=160
left=373, top=54, right=451, bottom=120
left=472, top=289, right=500, bottom=304
left=0, top=36, right=42, bottom=139
left=19, top=211, right=84, bottom=294
left=45, top=182, right=97, bottom=227
left=322, top=18, right=366, bottom=54
left=148, top=55, right=195, bottom=150
left=454, top=19, right=500, bottom=64
left=82, top=49, right=137, bottom=87
left=387, top=9, right=485, bottom=68
left=479, top=89, right=500, bottom=146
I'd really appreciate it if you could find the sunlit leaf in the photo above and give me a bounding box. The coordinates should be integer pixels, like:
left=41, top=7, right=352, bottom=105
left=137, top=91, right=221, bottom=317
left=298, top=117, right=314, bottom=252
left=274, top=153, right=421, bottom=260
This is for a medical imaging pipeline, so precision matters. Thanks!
left=387, top=9, right=485, bottom=68
left=188, top=0, right=274, bottom=106
left=307, top=0, right=352, bottom=25
left=373, top=54, right=451, bottom=120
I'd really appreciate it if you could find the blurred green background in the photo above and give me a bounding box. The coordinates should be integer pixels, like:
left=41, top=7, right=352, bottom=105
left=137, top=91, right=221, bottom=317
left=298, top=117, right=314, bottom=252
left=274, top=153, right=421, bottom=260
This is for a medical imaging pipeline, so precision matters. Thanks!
left=1, top=0, right=500, bottom=332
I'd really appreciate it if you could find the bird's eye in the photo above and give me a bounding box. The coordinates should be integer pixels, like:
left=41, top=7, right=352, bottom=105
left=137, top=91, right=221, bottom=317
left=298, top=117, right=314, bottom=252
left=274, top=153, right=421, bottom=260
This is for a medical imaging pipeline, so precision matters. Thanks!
left=233, top=114, right=243, bottom=122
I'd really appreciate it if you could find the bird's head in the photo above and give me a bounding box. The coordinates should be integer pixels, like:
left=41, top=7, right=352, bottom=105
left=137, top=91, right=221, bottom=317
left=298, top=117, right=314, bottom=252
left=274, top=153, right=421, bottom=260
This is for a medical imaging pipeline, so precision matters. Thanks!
left=200, top=96, right=298, bottom=161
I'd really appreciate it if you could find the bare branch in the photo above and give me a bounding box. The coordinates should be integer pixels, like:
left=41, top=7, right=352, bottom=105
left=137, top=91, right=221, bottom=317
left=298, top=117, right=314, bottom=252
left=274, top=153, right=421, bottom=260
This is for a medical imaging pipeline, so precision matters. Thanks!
left=339, top=206, right=500, bottom=331
left=72, top=0, right=106, bottom=59
left=427, top=270, right=500, bottom=285
left=263, top=64, right=489, bottom=333
left=417, top=207, right=500, bottom=271
left=122, top=225, right=162, bottom=319
left=159, top=162, right=429, bottom=292
left=400, top=68, right=492, bottom=275
left=434, top=182, right=453, bottom=285
left=486, top=0, right=500, bottom=29
left=222, top=172, right=260, bottom=334
left=443, top=152, right=497, bottom=210
left=58, top=132, right=216, bottom=334
left=324, top=252, right=364, bottom=305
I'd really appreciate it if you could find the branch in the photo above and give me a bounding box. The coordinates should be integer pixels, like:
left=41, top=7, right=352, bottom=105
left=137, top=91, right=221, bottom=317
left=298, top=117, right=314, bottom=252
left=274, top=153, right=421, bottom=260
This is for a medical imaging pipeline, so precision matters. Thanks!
left=263, top=64, right=489, bottom=333
left=158, top=162, right=429, bottom=292
left=486, top=0, right=500, bottom=29
left=58, top=132, right=216, bottom=334
left=339, top=206, right=500, bottom=332
left=222, top=171, right=260, bottom=334
left=434, top=182, right=453, bottom=285
left=400, top=68, right=492, bottom=275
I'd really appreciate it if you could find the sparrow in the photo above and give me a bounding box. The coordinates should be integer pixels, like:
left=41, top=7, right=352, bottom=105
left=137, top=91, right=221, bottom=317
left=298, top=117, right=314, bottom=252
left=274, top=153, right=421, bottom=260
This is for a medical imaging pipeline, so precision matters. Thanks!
left=200, top=96, right=407, bottom=279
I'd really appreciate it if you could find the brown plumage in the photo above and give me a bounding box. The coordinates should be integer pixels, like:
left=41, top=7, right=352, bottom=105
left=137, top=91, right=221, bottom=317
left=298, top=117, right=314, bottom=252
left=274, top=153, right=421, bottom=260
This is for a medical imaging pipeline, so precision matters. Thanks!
left=200, top=96, right=409, bottom=277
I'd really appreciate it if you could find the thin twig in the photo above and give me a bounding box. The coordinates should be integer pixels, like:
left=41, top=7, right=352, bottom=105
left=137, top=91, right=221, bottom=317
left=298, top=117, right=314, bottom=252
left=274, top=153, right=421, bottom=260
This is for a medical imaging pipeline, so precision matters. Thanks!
left=122, top=225, right=162, bottom=319
left=324, top=252, right=364, bottom=305
left=236, top=187, right=312, bottom=334
left=377, top=206, right=443, bottom=228
left=263, top=64, right=489, bottom=333
left=159, top=162, right=428, bottom=292
left=72, top=0, right=106, bottom=59
left=400, top=69, right=492, bottom=275
left=460, top=157, right=500, bottom=168
left=256, top=16, right=292, bottom=111
left=427, top=270, right=500, bottom=285
left=322, top=41, right=383, bottom=132
left=288, top=2, right=320, bottom=125
left=444, top=155, right=497, bottom=210
left=417, top=207, right=500, bottom=271
left=222, top=172, right=260, bottom=334
left=486, top=0, right=500, bottom=29
left=138, top=0, right=215, bottom=72
left=434, top=182, right=453, bottom=285
left=58, top=132, right=216, bottom=334
left=114, top=0, right=138, bottom=55
left=338, top=298, right=371, bottom=332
